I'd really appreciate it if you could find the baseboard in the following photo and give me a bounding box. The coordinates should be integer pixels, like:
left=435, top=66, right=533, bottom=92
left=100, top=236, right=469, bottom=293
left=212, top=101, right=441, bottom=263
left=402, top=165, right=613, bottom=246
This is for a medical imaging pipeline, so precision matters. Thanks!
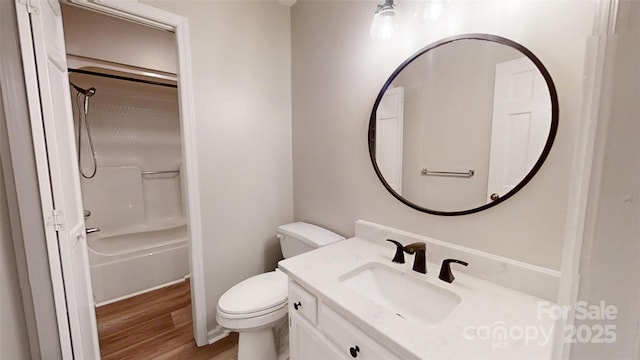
left=208, top=325, right=230, bottom=345
left=95, top=276, right=190, bottom=307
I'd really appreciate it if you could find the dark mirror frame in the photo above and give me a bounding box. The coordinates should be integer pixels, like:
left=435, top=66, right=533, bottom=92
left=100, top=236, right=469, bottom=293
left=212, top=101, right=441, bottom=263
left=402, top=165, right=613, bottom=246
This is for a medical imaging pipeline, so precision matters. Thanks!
left=368, top=33, right=559, bottom=216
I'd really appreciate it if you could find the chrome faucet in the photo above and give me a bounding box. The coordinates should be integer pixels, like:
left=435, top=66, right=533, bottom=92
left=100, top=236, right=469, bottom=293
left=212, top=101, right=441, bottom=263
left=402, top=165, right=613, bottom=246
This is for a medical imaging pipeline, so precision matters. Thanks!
left=86, top=227, right=100, bottom=235
left=403, top=242, right=427, bottom=274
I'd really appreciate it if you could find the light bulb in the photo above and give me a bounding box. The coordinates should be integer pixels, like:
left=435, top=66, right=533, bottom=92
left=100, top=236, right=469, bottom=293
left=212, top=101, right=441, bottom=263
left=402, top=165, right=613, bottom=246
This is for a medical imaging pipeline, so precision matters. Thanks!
left=370, top=7, right=401, bottom=40
left=430, top=0, right=445, bottom=21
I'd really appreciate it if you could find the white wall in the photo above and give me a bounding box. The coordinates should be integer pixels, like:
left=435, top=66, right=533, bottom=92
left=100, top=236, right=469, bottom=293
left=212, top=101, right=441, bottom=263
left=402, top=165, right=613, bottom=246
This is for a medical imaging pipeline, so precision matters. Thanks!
left=140, top=0, right=294, bottom=331
left=0, top=4, right=30, bottom=356
left=0, top=125, right=30, bottom=359
left=291, top=0, right=597, bottom=270
left=61, top=4, right=177, bottom=74
left=570, top=2, right=640, bottom=357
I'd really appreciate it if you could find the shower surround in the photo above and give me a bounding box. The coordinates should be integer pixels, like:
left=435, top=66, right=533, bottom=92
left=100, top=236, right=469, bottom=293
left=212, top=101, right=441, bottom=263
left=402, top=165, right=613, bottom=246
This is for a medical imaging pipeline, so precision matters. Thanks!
left=70, top=71, right=188, bottom=304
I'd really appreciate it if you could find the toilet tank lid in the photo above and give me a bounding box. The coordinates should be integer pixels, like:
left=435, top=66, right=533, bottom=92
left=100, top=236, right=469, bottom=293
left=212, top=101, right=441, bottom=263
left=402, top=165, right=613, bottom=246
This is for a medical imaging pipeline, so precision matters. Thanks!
left=278, top=222, right=345, bottom=247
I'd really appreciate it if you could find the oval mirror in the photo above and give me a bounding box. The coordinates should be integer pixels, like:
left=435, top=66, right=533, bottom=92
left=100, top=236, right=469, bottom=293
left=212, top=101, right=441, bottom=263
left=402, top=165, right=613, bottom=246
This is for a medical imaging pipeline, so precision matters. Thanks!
left=368, top=34, right=558, bottom=215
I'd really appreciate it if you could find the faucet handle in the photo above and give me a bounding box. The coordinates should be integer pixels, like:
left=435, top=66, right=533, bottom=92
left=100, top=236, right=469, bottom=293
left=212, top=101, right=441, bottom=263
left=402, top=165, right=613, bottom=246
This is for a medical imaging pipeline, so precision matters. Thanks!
left=439, top=259, right=468, bottom=283
left=385, top=239, right=405, bottom=264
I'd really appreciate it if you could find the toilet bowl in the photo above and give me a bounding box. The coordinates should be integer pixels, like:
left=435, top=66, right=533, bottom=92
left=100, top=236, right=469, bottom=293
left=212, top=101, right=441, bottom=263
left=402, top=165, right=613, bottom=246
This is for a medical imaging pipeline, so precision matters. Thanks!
left=216, top=222, right=345, bottom=360
left=217, top=270, right=288, bottom=360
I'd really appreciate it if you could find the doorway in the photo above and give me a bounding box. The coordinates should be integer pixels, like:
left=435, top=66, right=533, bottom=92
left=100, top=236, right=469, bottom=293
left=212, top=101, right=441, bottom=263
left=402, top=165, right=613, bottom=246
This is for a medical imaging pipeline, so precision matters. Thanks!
left=61, top=5, right=195, bottom=356
left=14, top=0, right=208, bottom=356
left=62, top=3, right=188, bottom=308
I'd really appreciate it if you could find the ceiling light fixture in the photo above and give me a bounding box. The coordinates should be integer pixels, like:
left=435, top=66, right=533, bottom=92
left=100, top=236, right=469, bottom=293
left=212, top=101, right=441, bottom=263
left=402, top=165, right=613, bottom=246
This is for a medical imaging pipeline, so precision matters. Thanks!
left=370, top=0, right=401, bottom=41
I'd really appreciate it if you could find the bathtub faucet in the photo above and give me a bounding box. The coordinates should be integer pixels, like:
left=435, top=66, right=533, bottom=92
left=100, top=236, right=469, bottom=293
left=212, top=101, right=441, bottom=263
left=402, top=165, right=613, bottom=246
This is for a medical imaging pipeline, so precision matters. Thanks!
left=86, top=227, right=100, bottom=235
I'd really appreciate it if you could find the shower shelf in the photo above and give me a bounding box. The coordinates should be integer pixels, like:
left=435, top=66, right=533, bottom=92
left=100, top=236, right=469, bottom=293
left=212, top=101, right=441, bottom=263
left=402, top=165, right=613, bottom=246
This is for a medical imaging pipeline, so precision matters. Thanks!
left=67, top=54, right=178, bottom=84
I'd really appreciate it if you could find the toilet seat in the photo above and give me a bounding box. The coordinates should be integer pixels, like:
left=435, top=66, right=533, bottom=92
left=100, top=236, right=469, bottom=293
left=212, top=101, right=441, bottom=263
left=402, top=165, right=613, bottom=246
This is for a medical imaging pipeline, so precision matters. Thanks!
left=216, top=270, right=288, bottom=331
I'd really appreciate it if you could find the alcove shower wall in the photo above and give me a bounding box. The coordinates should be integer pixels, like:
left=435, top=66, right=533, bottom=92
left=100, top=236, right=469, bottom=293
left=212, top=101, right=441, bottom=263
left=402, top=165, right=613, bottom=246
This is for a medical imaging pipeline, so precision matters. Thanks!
left=71, top=71, right=188, bottom=304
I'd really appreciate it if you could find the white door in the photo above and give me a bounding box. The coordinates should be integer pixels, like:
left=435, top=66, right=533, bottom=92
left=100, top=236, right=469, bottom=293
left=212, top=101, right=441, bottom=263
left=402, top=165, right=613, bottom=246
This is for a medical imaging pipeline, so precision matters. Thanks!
left=487, top=57, right=551, bottom=202
left=16, top=0, right=100, bottom=358
left=375, top=86, right=404, bottom=194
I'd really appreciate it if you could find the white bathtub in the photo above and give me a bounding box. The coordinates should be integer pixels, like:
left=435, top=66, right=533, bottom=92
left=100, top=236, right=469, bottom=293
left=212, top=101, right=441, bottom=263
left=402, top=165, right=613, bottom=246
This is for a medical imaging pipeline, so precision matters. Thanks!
left=88, top=224, right=189, bottom=305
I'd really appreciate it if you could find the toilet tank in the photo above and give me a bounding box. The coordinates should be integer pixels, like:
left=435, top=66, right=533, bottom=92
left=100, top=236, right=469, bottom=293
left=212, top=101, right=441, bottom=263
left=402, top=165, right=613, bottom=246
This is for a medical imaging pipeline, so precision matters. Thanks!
left=277, top=222, right=345, bottom=259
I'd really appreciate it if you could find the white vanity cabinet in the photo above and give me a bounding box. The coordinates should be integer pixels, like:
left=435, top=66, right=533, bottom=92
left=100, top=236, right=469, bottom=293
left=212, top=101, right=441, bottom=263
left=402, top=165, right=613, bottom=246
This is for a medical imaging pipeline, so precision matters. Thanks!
left=288, top=280, right=402, bottom=360
left=280, top=232, right=558, bottom=360
left=290, top=307, right=346, bottom=360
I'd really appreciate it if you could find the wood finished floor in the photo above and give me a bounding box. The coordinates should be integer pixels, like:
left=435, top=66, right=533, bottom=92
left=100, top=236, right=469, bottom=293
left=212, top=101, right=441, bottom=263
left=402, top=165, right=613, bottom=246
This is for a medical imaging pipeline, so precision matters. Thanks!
left=96, top=280, right=238, bottom=360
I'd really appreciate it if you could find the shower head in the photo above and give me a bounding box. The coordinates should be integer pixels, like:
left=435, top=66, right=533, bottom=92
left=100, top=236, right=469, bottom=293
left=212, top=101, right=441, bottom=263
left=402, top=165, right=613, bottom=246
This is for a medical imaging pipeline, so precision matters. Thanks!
left=70, top=82, right=96, bottom=97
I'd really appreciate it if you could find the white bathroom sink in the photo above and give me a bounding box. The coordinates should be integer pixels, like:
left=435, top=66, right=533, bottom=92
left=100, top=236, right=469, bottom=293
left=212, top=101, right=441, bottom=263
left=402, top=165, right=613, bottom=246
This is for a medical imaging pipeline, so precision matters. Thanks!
left=339, top=262, right=461, bottom=327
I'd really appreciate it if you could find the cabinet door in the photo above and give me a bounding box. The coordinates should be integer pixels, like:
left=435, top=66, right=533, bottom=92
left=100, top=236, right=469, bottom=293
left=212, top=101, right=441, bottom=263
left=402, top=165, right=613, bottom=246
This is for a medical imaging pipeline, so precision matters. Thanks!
left=318, top=303, right=402, bottom=360
left=289, top=281, right=318, bottom=325
left=290, top=312, right=346, bottom=360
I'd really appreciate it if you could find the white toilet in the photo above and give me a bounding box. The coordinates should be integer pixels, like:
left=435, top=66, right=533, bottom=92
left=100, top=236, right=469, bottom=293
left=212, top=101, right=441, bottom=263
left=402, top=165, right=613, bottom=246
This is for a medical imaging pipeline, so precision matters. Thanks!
left=216, top=222, right=345, bottom=360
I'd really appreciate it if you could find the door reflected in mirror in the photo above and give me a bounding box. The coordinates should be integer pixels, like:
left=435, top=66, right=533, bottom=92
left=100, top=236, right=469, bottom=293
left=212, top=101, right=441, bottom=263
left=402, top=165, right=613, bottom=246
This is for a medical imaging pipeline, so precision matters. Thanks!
left=369, top=34, right=558, bottom=215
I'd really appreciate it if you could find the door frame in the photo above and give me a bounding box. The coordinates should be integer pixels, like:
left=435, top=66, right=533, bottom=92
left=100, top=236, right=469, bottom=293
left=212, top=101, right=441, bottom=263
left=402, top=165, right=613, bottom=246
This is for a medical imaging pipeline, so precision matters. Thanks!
left=16, top=0, right=208, bottom=349
left=555, top=0, right=619, bottom=358
left=64, top=0, right=209, bottom=346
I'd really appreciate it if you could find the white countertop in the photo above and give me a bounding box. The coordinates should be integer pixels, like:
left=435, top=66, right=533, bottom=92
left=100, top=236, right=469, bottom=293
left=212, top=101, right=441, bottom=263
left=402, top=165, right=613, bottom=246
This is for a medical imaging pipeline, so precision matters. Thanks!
left=279, top=237, right=556, bottom=360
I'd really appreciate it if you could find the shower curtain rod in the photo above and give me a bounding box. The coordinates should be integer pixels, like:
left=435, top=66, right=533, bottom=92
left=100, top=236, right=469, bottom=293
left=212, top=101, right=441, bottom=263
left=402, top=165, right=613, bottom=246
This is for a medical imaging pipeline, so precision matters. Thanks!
left=68, top=68, right=177, bottom=89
